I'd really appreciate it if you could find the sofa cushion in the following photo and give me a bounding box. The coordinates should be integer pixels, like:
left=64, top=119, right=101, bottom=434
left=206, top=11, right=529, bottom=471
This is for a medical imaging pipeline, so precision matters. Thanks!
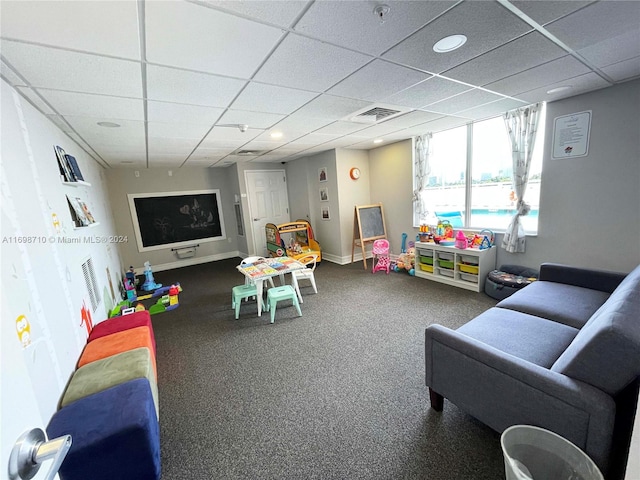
left=496, top=281, right=610, bottom=329
left=457, top=308, right=579, bottom=368
left=551, top=266, right=640, bottom=395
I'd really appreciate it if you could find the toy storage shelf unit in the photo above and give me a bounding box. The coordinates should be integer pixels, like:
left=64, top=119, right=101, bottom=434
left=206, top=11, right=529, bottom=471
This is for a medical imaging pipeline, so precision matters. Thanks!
left=415, top=242, right=496, bottom=292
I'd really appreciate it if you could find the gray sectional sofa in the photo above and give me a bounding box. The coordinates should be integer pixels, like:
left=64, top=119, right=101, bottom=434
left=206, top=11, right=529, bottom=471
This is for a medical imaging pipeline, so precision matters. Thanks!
left=425, top=262, right=640, bottom=478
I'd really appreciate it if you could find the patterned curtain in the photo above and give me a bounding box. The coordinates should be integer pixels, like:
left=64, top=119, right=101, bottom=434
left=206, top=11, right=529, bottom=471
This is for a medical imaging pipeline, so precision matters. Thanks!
left=501, top=103, right=542, bottom=253
left=413, top=133, right=432, bottom=224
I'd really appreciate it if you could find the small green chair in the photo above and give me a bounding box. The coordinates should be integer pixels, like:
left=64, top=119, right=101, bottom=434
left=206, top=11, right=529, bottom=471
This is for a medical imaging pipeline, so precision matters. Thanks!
left=232, top=284, right=260, bottom=319
left=265, top=285, right=302, bottom=324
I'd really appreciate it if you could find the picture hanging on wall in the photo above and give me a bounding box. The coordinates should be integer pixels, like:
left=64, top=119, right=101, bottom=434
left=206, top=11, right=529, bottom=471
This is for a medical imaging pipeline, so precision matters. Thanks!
left=319, top=187, right=329, bottom=202
left=128, top=189, right=226, bottom=252
left=321, top=206, right=330, bottom=220
left=318, top=167, right=328, bottom=183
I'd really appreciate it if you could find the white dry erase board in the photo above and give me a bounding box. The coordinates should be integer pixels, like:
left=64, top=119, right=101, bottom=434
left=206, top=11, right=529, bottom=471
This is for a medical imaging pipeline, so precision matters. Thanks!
left=552, top=111, right=592, bottom=159
left=352, top=204, right=387, bottom=269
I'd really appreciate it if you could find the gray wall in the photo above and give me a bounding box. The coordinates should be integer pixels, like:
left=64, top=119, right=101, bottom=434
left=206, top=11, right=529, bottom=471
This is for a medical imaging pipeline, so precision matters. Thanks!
left=514, top=79, right=640, bottom=272
left=106, top=167, right=239, bottom=270
left=365, top=80, right=640, bottom=273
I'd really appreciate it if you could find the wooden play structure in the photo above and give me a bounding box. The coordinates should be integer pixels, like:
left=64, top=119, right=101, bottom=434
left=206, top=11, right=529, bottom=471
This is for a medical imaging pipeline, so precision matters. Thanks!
left=266, top=220, right=322, bottom=262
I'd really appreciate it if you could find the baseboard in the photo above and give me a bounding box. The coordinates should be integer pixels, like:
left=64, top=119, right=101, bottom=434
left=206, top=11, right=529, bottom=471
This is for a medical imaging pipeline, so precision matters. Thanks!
left=144, top=251, right=241, bottom=273
left=323, top=251, right=373, bottom=265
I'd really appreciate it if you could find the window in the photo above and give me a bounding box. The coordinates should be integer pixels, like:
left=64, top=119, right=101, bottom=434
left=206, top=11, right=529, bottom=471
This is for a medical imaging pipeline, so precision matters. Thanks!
left=415, top=105, right=545, bottom=233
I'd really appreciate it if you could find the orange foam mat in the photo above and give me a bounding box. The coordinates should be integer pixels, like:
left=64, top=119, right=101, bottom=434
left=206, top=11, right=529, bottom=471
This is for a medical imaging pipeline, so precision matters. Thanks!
left=78, top=326, right=156, bottom=378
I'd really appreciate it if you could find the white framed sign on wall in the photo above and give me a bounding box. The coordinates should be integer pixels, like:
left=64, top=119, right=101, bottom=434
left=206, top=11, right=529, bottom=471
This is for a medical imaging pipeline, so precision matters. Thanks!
left=552, top=110, right=592, bottom=159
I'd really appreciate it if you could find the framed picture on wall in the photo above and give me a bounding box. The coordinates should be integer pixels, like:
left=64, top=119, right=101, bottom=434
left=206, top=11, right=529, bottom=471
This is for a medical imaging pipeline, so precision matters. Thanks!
left=321, top=206, right=330, bottom=220
left=318, top=167, right=327, bottom=183
left=319, top=187, right=329, bottom=202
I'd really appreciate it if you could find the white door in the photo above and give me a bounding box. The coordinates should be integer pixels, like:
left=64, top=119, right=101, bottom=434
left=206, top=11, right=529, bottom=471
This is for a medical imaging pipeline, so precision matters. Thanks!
left=245, top=170, right=290, bottom=256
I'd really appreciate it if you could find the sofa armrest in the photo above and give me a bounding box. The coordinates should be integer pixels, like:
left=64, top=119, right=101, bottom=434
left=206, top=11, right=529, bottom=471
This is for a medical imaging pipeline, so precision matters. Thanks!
left=425, top=324, right=616, bottom=471
left=539, top=262, right=626, bottom=293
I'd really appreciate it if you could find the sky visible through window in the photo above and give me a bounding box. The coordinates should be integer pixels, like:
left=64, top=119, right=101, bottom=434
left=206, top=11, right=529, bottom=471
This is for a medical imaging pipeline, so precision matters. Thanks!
left=421, top=107, right=545, bottom=233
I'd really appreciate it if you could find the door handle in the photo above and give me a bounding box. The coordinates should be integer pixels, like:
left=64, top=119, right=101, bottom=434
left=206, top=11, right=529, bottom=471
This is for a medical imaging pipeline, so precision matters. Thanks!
left=253, top=218, right=259, bottom=221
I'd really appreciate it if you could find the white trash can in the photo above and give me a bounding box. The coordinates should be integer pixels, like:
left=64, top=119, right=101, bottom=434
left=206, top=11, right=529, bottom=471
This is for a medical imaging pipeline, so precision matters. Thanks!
left=500, top=425, right=604, bottom=480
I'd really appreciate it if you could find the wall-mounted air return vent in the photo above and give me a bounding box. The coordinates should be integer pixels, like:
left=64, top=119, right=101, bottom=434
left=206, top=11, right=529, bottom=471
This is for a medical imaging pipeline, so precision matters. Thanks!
left=344, top=104, right=412, bottom=124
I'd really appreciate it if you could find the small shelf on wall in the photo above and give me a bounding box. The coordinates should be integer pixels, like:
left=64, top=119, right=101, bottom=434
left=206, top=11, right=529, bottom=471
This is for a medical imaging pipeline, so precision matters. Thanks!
left=62, top=180, right=92, bottom=187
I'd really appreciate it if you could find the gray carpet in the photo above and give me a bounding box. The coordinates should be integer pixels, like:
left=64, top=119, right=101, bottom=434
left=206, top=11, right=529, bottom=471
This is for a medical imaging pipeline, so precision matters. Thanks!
left=150, top=258, right=505, bottom=479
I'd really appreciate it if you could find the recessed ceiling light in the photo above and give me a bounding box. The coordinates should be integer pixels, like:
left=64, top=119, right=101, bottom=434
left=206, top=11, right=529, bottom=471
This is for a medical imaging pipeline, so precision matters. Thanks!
left=546, top=85, right=572, bottom=94
left=433, top=34, right=467, bottom=53
left=270, top=131, right=283, bottom=139
left=97, top=121, right=120, bottom=128
left=373, top=138, right=384, bottom=144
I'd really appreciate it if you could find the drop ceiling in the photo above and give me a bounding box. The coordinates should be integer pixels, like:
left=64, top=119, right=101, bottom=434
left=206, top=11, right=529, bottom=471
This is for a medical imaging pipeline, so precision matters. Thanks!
left=1, top=0, right=638, bottom=168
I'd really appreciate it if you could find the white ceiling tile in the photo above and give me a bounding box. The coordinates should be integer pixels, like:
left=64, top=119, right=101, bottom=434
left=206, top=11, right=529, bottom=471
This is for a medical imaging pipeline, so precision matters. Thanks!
left=231, top=83, right=317, bottom=114
left=425, top=89, right=504, bottom=114
left=546, top=1, right=640, bottom=50
left=201, top=126, right=261, bottom=148
left=600, top=57, right=640, bottom=83
left=510, top=1, right=593, bottom=26
left=1, top=41, right=143, bottom=97
left=456, top=98, right=530, bottom=121
left=444, top=32, right=566, bottom=86
left=64, top=116, right=146, bottom=145
left=251, top=131, right=300, bottom=143
left=313, top=121, right=368, bottom=136
left=383, top=1, right=531, bottom=74
left=294, top=1, right=456, bottom=56
left=37, top=89, right=144, bottom=120
left=184, top=158, right=220, bottom=167
left=383, top=77, right=472, bottom=108
left=577, top=29, right=640, bottom=69
left=0, top=1, right=140, bottom=59
left=148, top=154, right=190, bottom=166
left=484, top=56, right=591, bottom=97
left=148, top=137, right=200, bottom=154
left=293, top=94, right=371, bottom=120
left=147, top=121, right=211, bottom=139
left=270, top=114, right=334, bottom=136
left=199, top=1, right=309, bottom=28
left=146, top=65, right=246, bottom=107
left=516, top=72, right=611, bottom=103
left=253, top=34, right=372, bottom=92
left=16, top=87, right=55, bottom=114
left=190, top=146, right=236, bottom=158
left=285, top=133, right=339, bottom=146
left=101, top=153, right=147, bottom=163
left=328, top=59, right=431, bottom=102
left=1, top=61, right=26, bottom=86
left=147, top=101, right=225, bottom=125
left=239, top=140, right=287, bottom=151
left=217, top=109, right=285, bottom=129
left=146, top=1, right=284, bottom=78
left=416, top=115, right=471, bottom=133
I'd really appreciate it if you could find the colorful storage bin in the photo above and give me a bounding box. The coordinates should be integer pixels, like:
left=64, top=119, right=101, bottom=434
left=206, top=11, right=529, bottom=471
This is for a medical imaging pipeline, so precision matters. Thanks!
left=458, top=263, right=480, bottom=275
left=438, top=259, right=454, bottom=269
left=420, top=264, right=434, bottom=273
left=419, top=256, right=434, bottom=265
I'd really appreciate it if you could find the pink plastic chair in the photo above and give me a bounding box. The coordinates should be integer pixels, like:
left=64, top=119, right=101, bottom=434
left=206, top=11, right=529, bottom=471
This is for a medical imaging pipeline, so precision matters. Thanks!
left=372, top=239, right=391, bottom=274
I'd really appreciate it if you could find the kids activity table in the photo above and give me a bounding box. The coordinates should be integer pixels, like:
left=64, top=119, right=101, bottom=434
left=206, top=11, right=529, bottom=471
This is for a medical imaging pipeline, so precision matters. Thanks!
left=236, top=257, right=306, bottom=317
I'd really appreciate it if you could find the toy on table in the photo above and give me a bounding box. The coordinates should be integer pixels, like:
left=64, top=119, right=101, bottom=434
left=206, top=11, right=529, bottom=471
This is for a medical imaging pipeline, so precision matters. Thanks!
left=141, top=261, right=162, bottom=292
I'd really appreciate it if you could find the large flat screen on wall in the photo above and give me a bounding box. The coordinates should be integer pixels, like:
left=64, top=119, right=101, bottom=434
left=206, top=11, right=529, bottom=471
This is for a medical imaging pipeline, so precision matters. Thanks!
left=128, top=190, right=226, bottom=252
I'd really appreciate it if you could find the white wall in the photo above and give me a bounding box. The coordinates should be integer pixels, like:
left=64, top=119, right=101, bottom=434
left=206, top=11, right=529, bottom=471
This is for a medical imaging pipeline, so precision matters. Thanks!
left=1, top=79, right=124, bottom=476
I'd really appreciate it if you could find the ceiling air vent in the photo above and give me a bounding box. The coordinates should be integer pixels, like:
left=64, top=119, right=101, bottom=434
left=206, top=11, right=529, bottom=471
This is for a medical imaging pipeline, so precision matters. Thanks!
left=235, top=150, right=264, bottom=156
left=344, top=104, right=412, bottom=124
